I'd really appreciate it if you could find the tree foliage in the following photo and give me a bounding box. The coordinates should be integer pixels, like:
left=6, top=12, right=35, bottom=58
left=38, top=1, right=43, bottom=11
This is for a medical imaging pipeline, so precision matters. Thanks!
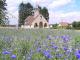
left=38, top=6, right=49, bottom=22
left=52, top=24, right=58, bottom=29
left=19, top=3, right=49, bottom=27
left=19, top=2, right=33, bottom=26
left=72, top=21, right=80, bottom=29
left=0, top=0, right=7, bottom=25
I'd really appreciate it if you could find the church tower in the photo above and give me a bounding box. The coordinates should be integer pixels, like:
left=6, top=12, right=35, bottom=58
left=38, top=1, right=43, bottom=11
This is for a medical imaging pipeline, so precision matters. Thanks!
left=32, top=0, right=40, bottom=18
left=33, top=8, right=40, bottom=18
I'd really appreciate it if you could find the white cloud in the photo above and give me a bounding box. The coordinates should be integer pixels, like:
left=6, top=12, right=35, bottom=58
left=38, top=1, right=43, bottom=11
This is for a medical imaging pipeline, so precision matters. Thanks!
left=31, top=0, right=46, bottom=3
left=49, top=11, right=80, bottom=24
left=48, top=0, right=73, bottom=9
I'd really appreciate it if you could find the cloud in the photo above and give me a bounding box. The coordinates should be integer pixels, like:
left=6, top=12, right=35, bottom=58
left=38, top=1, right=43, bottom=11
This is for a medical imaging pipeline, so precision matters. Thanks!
left=48, top=0, right=73, bottom=9
left=49, top=11, right=80, bottom=24
left=31, top=0, right=46, bottom=3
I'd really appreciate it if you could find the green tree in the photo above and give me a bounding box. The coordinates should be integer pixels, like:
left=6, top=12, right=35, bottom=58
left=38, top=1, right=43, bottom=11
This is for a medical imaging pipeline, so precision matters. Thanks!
left=39, top=7, right=49, bottom=22
left=52, top=24, right=58, bottom=29
left=0, top=0, right=7, bottom=25
left=72, top=21, right=80, bottom=29
left=19, top=2, right=33, bottom=27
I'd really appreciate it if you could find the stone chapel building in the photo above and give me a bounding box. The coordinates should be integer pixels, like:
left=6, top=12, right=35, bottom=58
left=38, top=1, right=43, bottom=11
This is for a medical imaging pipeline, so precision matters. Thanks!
left=22, top=8, right=49, bottom=28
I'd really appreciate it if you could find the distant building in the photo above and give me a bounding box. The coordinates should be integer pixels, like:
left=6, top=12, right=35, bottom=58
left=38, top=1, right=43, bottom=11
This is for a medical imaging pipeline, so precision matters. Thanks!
left=22, top=8, right=49, bottom=28
left=58, top=22, right=70, bottom=29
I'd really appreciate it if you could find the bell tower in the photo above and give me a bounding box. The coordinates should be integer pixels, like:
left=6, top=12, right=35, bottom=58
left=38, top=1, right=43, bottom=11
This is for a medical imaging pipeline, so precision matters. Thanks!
left=33, top=8, right=40, bottom=17
left=33, top=0, right=40, bottom=18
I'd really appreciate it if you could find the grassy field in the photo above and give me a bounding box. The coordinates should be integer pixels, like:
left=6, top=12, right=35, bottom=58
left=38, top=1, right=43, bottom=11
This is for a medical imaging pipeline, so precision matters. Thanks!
left=0, top=28, right=80, bottom=60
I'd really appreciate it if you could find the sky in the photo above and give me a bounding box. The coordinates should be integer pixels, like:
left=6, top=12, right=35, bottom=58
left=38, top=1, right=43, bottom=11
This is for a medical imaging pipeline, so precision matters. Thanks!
left=6, top=0, right=80, bottom=25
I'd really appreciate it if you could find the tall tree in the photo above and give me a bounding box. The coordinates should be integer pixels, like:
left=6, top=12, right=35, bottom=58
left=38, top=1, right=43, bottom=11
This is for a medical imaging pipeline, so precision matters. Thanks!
left=0, top=0, right=7, bottom=25
left=72, top=21, right=80, bottom=29
left=39, top=7, right=49, bottom=22
left=19, top=2, right=33, bottom=27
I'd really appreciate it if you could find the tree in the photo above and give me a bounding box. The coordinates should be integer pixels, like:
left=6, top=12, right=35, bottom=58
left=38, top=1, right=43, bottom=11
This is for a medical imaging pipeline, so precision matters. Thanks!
left=72, top=21, right=80, bottom=29
left=19, top=2, right=33, bottom=27
left=52, top=24, right=58, bottom=29
left=0, top=0, right=7, bottom=25
left=39, top=7, right=49, bottom=22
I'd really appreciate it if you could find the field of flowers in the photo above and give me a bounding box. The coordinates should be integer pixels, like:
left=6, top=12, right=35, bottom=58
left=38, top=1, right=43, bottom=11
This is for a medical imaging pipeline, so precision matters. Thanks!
left=0, top=28, right=80, bottom=60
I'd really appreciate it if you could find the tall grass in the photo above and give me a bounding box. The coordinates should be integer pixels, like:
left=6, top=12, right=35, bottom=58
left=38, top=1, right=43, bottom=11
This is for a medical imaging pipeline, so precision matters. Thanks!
left=0, top=28, right=80, bottom=60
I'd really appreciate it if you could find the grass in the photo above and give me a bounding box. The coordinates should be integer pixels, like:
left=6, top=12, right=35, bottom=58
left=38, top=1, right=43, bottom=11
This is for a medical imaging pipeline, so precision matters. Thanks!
left=0, top=28, right=80, bottom=60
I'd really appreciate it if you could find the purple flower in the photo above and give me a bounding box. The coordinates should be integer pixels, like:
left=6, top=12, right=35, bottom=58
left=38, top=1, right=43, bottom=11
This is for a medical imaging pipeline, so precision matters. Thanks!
left=47, top=35, right=51, bottom=40
left=52, top=45, right=58, bottom=50
left=64, top=50, right=70, bottom=56
left=43, top=50, right=52, bottom=59
left=11, top=54, right=16, bottom=58
left=61, top=35, right=70, bottom=43
left=2, top=51, right=11, bottom=55
left=63, top=47, right=68, bottom=51
left=64, top=58, right=68, bottom=60
left=54, top=36, right=60, bottom=39
left=37, top=46, right=41, bottom=52
left=50, top=42, right=55, bottom=45
left=56, top=53, right=63, bottom=58
left=75, top=50, right=80, bottom=59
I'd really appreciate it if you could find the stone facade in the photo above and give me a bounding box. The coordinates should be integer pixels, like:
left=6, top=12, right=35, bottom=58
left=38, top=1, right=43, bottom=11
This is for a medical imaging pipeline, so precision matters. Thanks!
left=58, top=22, right=69, bottom=29
left=22, top=8, right=49, bottom=28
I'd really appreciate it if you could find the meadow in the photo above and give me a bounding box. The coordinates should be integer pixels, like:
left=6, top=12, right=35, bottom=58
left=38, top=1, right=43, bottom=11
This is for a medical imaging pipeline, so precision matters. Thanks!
left=0, top=28, right=80, bottom=60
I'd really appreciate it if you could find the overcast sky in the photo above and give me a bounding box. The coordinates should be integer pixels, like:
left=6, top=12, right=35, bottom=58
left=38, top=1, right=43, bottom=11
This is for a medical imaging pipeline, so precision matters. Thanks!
left=6, top=0, right=80, bottom=25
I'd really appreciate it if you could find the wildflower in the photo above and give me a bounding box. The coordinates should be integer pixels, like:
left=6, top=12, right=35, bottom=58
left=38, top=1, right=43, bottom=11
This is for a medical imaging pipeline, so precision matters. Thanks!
left=62, top=45, right=68, bottom=51
left=11, top=54, right=16, bottom=58
left=47, top=35, right=51, bottom=40
left=43, top=50, right=52, bottom=59
left=64, top=50, right=70, bottom=55
left=52, top=45, right=58, bottom=50
left=61, top=35, right=70, bottom=43
left=37, top=46, right=41, bottom=52
left=2, top=50, right=11, bottom=55
left=54, top=36, right=60, bottom=39
left=75, top=49, right=80, bottom=59
left=56, top=53, right=63, bottom=58
left=64, top=58, right=68, bottom=60
left=63, top=47, right=68, bottom=51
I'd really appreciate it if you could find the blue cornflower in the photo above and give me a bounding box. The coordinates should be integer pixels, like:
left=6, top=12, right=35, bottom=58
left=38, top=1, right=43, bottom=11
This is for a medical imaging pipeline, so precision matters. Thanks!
left=52, top=45, right=58, bottom=50
left=2, top=50, right=11, bottom=55
left=62, top=45, right=68, bottom=51
left=61, top=35, right=70, bottom=43
left=11, top=54, right=16, bottom=58
left=43, top=50, right=52, bottom=59
left=64, top=50, right=70, bottom=56
left=47, top=35, right=51, bottom=40
left=56, top=53, right=63, bottom=58
left=75, top=49, right=80, bottom=59
left=64, top=58, right=68, bottom=60
left=63, top=47, right=68, bottom=51
left=50, top=42, right=55, bottom=45
left=37, top=46, right=41, bottom=52
left=54, top=36, right=60, bottom=39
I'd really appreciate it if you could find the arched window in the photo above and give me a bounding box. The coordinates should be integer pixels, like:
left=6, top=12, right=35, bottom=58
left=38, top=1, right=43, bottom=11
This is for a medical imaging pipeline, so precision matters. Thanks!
left=34, top=23, right=38, bottom=28
left=44, top=23, right=47, bottom=27
left=39, top=22, right=43, bottom=28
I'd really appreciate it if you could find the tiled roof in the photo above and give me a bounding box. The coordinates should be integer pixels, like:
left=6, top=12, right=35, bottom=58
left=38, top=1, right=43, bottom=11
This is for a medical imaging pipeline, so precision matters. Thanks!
left=24, top=15, right=39, bottom=25
left=59, top=22, right=69, bottom=26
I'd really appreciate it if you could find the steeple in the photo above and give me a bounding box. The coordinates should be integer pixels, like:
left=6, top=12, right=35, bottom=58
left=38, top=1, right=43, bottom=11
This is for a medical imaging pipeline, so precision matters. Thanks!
left=32, top=8, right=39, bottom=18
left=32, top=1, right=40, bottom=18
